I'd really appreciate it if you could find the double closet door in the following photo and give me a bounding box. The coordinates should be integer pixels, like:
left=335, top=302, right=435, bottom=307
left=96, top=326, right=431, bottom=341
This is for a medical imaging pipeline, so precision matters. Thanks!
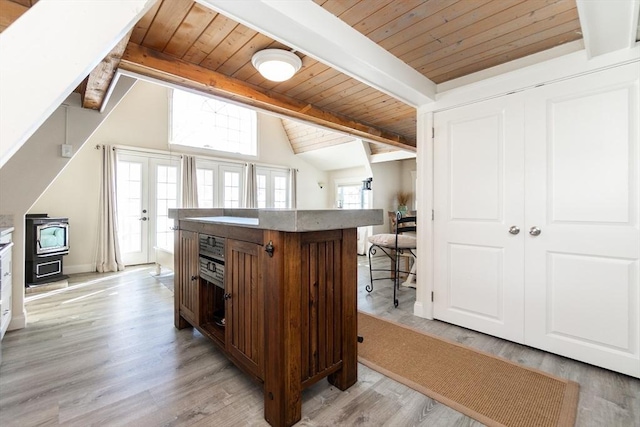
left=433, top=63, right=640, bottom=378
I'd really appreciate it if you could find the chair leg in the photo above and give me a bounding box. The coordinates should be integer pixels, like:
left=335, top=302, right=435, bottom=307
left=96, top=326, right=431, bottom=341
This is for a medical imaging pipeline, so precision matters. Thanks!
left=393, top=249, right=399, bottom=308
left=366, top=245, right=375, bottom=293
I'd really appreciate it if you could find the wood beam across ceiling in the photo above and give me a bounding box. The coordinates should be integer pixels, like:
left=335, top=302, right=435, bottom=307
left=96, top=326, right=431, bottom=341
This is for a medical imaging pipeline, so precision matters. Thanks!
left=119, top=43, right=416, bottom=151
left=81, top=31, right=132, bottom=110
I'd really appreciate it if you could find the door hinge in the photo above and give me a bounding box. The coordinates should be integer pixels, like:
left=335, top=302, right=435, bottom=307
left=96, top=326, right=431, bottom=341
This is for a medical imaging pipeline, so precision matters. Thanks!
left=431, top=209, right=434, bottom=220
left=432, top=127, right=435, bottom=139
left=431, top=291, right=434, bottom=302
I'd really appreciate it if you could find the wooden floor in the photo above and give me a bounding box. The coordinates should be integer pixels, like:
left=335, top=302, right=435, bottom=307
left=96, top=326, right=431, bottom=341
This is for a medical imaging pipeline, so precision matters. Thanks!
left=1, top=257, right=638, bottom=426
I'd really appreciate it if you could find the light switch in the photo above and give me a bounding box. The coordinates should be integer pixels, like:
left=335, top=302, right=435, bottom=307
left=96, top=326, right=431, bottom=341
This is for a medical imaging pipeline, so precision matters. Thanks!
left=61, top=144, right=73, bottom=158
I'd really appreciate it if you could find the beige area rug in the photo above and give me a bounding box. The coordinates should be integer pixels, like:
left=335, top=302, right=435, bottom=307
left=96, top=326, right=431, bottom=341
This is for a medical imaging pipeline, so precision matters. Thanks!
left=357, top=312, right=579, bottom=427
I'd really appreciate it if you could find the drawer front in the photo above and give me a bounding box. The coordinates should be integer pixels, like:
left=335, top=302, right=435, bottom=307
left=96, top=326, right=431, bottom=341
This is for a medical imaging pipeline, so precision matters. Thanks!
left=199, top=255, right=224, bottom=288
left=199, top=234, right=225, bottom=260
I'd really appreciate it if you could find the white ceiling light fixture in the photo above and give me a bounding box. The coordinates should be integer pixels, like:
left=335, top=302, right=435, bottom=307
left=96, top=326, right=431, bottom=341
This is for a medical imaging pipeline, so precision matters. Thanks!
left=251, top=49, right=302, bottom=82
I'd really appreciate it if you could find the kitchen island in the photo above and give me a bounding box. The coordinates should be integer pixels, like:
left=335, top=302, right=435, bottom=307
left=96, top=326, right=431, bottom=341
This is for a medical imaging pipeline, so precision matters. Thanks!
left=169, top=208, right=383, bottom=427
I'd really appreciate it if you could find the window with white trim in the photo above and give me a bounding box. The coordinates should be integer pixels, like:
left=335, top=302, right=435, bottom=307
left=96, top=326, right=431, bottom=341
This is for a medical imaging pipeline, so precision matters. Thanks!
left=221, top=166, right=242, bottom=208
left=196, top=168, right=215, bottom=208
left=170, top=89, right=257, bottom=156
left=256, top=167, right=290, bottom=208
left=257, top=174, right=267, bottom=208
left=196, top=160, right=244, bottom=208
left=337, top=183, right=369, bottom=209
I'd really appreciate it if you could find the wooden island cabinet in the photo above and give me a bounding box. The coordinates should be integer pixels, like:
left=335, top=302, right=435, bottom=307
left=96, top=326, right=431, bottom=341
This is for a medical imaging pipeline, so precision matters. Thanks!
left=169, top=209, right=382, bottom=427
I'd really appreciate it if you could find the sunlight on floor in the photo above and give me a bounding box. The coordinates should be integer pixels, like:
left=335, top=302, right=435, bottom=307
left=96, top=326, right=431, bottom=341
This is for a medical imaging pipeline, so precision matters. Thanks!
left=25, top=266, right=152, bottom=303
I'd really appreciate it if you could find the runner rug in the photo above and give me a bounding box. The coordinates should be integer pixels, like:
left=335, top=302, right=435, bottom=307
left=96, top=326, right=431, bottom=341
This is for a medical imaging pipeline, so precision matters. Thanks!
left=357, top=311, right=579, bottom=427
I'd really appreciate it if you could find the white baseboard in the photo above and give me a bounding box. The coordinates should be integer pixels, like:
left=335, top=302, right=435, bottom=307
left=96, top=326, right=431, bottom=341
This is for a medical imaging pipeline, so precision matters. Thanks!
left=413, top=301, right=432, bottom=320
left=8, top=310, right=26, bottom=330
left=64, top=263, right=96, bottom=275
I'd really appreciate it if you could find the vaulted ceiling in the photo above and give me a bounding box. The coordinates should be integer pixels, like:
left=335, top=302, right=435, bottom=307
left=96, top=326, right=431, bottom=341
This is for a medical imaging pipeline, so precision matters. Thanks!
left=0, top=0, right=590, bottom=155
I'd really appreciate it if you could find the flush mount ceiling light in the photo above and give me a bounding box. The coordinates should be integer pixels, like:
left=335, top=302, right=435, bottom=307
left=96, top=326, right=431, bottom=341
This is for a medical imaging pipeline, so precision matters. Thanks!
left=251, top=49, right=302, bottom=82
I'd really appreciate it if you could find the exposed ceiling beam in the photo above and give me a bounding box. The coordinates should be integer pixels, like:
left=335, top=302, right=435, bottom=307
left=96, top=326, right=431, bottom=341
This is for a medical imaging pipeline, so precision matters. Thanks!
left=119, top=43, right=416, bottom=150
left=576, top=0, right=640, bottom=58
left=196, top=0, right=436, bottom=108
left=81, top=30, right=133, bottom=110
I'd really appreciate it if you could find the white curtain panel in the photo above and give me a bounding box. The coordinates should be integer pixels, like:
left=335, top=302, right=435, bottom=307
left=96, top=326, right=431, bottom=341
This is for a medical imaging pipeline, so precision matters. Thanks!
left=96, top=145, right=124, bottom=272
left=243, top=162, right=257, bottom=208
left=289, top=168, right=297, bottom=209
left=181, top=155, right=198, bottom=208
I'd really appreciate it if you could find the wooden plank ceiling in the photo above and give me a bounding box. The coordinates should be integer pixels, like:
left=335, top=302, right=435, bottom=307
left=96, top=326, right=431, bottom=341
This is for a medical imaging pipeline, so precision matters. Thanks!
left=2, top=0, right=582, bottom=155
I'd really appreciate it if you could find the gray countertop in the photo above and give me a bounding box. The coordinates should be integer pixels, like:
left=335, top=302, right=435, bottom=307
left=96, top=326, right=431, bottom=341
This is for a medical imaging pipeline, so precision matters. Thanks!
left=169, top=208, right=383, bottom=232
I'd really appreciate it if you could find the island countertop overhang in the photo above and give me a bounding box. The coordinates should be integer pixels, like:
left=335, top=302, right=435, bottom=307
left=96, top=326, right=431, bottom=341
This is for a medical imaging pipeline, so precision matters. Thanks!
left=168, top=208, right=383, bottom=232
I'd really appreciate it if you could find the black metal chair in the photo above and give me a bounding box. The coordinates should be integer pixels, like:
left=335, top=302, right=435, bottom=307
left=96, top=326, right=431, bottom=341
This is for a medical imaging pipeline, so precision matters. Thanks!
left=367, top=211, right=417, bottom=307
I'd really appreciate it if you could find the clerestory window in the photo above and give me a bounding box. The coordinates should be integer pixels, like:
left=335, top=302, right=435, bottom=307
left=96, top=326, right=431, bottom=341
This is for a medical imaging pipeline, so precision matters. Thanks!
left=170, top=89, right=257, bottom=156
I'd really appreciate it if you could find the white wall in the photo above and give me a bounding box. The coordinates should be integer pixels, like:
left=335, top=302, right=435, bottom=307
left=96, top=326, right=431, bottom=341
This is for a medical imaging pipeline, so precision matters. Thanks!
left=29, top=80, right=330, bottom=273
left=327, top=160, right=415, bottom=235
left=0, top=77, right=136, bottom=330
left=400, top=159, right=417, bottom=210
left=258, top=114, right=329, bottom=209
left=370, top=161, right=402, bottom=234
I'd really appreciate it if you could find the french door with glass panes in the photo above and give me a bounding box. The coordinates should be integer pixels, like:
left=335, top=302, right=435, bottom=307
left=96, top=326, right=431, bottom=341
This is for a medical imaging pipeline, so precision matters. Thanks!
left=116, top=153, right=180, bottom=265
left=196, top=161, right=244, bottom=208
left=256, top=167, right=289, bottom=208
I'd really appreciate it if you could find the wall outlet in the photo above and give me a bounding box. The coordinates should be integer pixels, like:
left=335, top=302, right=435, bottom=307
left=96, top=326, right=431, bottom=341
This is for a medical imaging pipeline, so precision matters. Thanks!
left=61, top=144, right=73, bottom=158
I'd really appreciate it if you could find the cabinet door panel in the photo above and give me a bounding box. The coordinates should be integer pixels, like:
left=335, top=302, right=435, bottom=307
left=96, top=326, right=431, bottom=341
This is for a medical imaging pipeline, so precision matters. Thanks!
left=176, top=230, right=199, bottom=325
left=433, top=96, right=526, bottom=343
left=226, top=239, right=264, bottom=378
left=525, top=64, right=640, bottom=377
left=1, top=246, right=12, bottom=340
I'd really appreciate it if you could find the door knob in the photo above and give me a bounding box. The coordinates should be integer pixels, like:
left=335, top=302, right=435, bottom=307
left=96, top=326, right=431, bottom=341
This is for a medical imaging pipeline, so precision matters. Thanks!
left=529, top=226, right=541, bottom=236
left=139, top=217, right=148, bottom=221
left=224, top=293, right=232, bottom=300
left=508, top=226, right=520, bottom=235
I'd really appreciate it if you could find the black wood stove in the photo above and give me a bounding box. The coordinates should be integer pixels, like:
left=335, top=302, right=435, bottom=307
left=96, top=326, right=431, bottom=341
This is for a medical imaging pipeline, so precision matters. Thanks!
left=25, top=214, right=69, bottom=286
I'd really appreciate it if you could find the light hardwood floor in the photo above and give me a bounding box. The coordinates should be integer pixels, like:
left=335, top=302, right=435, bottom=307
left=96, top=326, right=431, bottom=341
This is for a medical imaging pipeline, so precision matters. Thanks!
left=1, top=257, right=638, bottom=426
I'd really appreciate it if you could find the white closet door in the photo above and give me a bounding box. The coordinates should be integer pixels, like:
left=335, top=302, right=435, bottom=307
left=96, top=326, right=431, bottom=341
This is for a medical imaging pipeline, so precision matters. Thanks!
left=525, top=64, right=640, bottom=377
left=434, top=97, right=526, bottom=343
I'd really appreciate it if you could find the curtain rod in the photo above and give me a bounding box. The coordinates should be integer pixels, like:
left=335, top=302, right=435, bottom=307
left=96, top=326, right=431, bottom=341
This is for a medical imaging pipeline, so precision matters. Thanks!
left=94, top=144, right=294, bottom=171
left=94, top=144, right=183, bottom=158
